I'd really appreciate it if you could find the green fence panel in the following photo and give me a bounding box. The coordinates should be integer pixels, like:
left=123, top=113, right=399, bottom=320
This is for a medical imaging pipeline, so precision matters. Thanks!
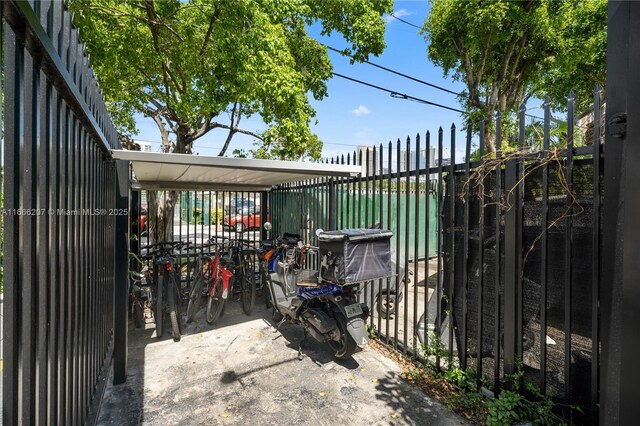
left=273, top=185, right=438, bottom=260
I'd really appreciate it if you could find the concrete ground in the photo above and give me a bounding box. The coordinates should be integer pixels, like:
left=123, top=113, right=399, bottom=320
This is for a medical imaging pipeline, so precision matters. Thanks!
left=98, top=294, right=466, bottom=426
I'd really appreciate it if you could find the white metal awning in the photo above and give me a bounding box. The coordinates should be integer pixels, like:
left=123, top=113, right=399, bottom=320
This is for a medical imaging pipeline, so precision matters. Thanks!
left=111, top=150, right=361, bottom=191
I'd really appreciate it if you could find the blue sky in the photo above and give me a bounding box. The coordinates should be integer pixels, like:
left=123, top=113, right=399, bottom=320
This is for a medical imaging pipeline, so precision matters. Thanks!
left=133, top=1, right=468, bottom=161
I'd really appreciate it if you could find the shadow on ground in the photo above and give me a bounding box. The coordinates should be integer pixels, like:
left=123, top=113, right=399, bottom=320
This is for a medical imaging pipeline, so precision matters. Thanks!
left=98, top=289, right=466, bottom=425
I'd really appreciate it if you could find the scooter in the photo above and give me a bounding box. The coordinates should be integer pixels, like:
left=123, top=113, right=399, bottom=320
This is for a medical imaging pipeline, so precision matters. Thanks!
left=263, top=223, right=370, bottom=360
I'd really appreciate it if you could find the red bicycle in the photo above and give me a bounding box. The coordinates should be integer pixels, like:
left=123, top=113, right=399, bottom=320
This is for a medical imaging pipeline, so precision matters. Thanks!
left=204, top=239, right=235, bottom=324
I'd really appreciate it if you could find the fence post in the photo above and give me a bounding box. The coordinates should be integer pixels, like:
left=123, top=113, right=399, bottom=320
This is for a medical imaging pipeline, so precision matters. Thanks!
left=503, top=159, right=519, bottom=381
left=113, top=160, right=130, bottom=385
left=260, top=191, right=269, bottom=240
left=601, top=1, right=640, bottom=423
left=328, top=178, right=336, bottom=230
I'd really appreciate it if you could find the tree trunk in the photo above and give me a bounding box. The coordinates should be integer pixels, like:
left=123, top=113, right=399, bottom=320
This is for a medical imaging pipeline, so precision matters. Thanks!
left=484, top=129, right=496, bottom=154
left=147, top=190, right=179, bottom=243
left=144, top=124, right=193, bottom=243
left=484, top=110, right=497, bottom=154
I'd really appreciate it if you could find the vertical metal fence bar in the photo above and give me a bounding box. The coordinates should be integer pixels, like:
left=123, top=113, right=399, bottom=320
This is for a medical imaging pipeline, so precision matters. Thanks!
left=461, top=124, right=471, bottom=371
left=494, top=113, right=503, bottom=392
left=71, top=91, right=80, bottom=426
left=345, top=153, right=353, bottom=228
left=436, top=128, right=443, bottom=369
left=395, top=139, right=401, bottom=347
left=48, top=8, right=61, bottom=422
left=49, top=58, right=61, bottom=426
left=3, top=25, right=21, bottom=425
left=366, top=149, right=374, bottom=328
left=424, top=132, right=431, bottom=352
left=58, top=103, right=69, bottom=426
left=79, top=121, right=87, bottom=423
left=23, top=43, right=39, bottom=426
left=187, top=190, right=191, bottom=244
left=365, top=148, right=370, bottom=228
left=403, top=137, right=411, bottom=353
left=36, top=56, right=49, bottom=426
left=540, top=97, right=551, bottom=394
left=372, top=147, right=377, bottom=228
left=504, top=158, right=518, bottom=380
left=377, top=145, right=383, bottom=335
left=339, top=155, right=344, bottom=229
left=564, top=91, right=575, bottom=402
left=516, top=103, right=525, bottom=366
left=358, top=150, right=362, bottom=228
left=413, top=134, right=420, bottom=352
left=476, top=119, right=485, bottom=383
left=591, top=84, right=603, bottom=412
left=448, top=125, right=456, bottom=368
left=39, top=7, right=54, bottom=412
left=386, top=142, right=392, bottom=343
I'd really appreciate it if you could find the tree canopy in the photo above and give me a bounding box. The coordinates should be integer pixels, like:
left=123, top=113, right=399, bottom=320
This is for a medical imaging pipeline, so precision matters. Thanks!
left=69, top=0, right=392, bottom=159
left=422, top=0, right=606, bottom=152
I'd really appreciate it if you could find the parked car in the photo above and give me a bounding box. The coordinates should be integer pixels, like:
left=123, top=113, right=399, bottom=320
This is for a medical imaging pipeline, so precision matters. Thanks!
left=224, top=208, right=264, bottom=233
left=226, top=198, right=255, bottom=216
left=139, top=208, right=148, bottom=234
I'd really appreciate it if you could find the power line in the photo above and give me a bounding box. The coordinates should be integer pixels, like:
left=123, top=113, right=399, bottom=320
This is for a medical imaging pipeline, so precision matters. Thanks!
left=323, top=44, right=460, bottom=96
left=331, top=72, right=464, bottom=113
left=389, top=13, right=422, bottom=30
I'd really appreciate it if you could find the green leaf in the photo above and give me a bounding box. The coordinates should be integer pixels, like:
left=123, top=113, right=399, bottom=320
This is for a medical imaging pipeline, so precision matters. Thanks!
left=68, top=0, right=392, bottom=160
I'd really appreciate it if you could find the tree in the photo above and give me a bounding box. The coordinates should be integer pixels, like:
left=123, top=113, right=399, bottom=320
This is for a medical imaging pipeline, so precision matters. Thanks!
left=69, top=0, right=392, bottom=240
left=422, top=0, right=606, bottom=153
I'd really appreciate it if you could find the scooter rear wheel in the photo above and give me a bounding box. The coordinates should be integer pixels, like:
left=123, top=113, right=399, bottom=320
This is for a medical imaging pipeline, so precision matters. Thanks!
left=327, top=313, right=357, bottom=359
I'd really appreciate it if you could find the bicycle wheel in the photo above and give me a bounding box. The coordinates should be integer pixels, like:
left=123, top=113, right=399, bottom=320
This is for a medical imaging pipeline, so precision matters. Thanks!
left=206, top=277, right=226, bottom=324
left=155, top=275, right=164, bottom=339
left=241, top=256, right=256, bottom=315
left=168, top=278, right=182, bottom=341
left=186, top=273, right=204, bottom=323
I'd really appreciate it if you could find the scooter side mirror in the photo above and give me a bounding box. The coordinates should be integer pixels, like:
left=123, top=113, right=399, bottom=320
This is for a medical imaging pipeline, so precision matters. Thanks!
left=264, top=222, right=272, bottom=231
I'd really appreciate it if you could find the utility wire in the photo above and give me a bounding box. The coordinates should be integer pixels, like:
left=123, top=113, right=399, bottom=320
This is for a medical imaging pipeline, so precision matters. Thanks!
left=389, top=13, right=422, bottom=29
left=331, top=72, right=464, bottom=113
left=323, top=45, right=557, bottom=122
left=324, top=44, right=460, bottom=96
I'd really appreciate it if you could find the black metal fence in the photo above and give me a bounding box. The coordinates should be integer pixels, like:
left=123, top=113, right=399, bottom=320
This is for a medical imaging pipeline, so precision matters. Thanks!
left=2, top=2, right=121, bottom=424
left=137, top=190, right=267, bottom=243
left=270, top=90, right=604, bottom=420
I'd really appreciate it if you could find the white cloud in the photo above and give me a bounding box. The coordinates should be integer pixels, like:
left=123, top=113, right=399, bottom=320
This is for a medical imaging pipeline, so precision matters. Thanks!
left=384, top=9, right=412, bottom=24
left=350, top=105, right=371, bottom=116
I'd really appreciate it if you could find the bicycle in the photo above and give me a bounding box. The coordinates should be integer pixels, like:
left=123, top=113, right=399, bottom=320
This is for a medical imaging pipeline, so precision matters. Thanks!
left=204, top=238, right=234, bottom=324
left=185, top=242, right=216, bottom=323
left=140, top=241, right=188, bottom=341
left=233, top=238, right=260, bottom=316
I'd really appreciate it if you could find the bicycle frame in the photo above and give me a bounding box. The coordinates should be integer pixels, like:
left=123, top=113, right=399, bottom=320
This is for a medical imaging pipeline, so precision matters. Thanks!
left=206, top=248, right=234, bottom=299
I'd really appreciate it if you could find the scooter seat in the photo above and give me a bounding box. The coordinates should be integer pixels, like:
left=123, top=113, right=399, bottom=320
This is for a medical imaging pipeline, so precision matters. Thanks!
left=296, top=280, right=319, bottom=287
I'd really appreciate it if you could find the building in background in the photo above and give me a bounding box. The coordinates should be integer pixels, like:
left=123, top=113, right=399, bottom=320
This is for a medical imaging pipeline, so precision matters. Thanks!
left=134, top=140, right=153, bottom=152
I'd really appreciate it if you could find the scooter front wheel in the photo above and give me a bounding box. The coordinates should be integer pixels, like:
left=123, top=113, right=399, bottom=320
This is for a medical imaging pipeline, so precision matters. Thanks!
left=263, top=274, right=284, bottom=322
left=327, top=313, right=357, bottom=359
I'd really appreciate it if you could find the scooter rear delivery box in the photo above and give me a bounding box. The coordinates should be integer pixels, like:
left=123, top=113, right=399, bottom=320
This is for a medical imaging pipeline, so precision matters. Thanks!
left=318, top=229, right=392, bottom=285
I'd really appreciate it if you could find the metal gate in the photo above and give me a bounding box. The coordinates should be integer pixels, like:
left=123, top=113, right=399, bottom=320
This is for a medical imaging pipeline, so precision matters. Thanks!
left=271, top=92, right=604, bottom=420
